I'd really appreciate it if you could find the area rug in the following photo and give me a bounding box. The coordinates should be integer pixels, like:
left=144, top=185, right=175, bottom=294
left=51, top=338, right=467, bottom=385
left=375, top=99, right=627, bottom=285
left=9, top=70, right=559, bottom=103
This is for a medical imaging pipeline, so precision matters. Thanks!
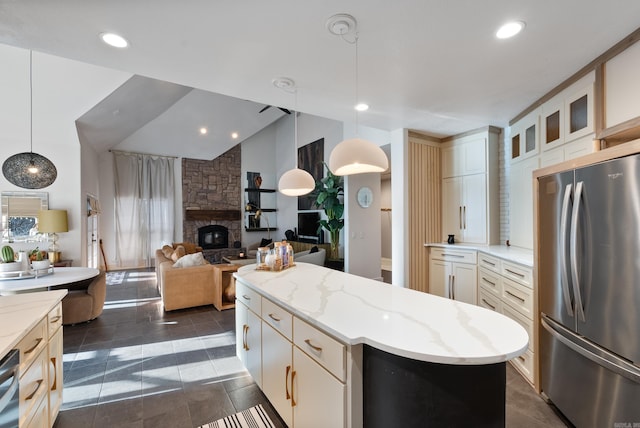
left=198, top=405, right=275, bottom=428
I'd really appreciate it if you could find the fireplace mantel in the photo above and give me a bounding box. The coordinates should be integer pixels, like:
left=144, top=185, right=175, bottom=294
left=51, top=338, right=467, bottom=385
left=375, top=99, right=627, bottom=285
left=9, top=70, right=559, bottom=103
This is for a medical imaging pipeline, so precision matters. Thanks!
left=185, top=209, right=241, bottom=221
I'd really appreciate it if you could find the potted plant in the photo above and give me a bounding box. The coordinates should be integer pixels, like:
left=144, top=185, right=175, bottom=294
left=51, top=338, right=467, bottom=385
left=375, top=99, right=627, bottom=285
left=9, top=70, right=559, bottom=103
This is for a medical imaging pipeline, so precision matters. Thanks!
left=0, top=245, right=18, bottom=272
left=313, top=163, right=344, bottom=260
left=30, top=247, right=50, bottom=270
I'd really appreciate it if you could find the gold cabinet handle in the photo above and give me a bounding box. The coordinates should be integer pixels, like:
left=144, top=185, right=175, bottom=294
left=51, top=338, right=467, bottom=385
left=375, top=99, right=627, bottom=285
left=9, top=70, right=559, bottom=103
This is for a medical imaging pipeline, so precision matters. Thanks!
left=482, top=259, right=496, bottom=267
left=518, top=355, right=526, bottom=363
left=285, top=365, right=291, bottom=400
left=304, top=339, right=323, bottom=353
left=459, top=206, right=462, bottom=229
left=482, top=277, right=496, bottom=286
left=291, top=370, right=297, bottom=407
left=268, top=313, right=281, bottom=322
left=50, top=315, right=61, bottom=323
left=463, top=206, right=467, bottom=229
left=50, top=357, right=57, bottom=391
left=242, top=294, right=251, bottom=300
left=25, top=337, right=43, bottom=354
left=243, top=325, right=249, bottom=350
left=451, top=275, right=456, bottom=300
left=25, top=379, right=44, bottom=401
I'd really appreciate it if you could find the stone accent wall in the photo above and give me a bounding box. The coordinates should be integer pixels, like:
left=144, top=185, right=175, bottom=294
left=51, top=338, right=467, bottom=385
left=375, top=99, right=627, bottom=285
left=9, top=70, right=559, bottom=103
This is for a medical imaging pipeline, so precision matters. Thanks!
left=182, top=145, right=243, bottom=262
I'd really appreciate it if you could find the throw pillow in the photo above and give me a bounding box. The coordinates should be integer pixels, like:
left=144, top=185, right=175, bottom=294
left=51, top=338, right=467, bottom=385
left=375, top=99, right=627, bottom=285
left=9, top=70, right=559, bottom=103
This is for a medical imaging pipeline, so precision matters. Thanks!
left=260, top=238, right=273, bottom=247
left=174, top=242, right=199, bottom=254
left=173, top=252, right=207, bottom=268
left=171, top=245, right=186, bottom=262
left=162, top=245, right=174, bottom=258
left=309, top=246, right=319, bottom=254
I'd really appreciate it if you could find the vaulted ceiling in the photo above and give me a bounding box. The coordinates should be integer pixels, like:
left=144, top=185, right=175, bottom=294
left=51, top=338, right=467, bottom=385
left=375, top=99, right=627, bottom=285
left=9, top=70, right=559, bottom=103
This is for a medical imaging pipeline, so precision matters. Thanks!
left=2, top=0, right=640, bottom=149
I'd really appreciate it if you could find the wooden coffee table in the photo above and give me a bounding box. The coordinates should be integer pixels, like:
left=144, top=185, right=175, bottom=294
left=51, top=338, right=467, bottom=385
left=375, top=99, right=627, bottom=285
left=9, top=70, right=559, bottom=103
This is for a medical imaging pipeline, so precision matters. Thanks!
left=222, top=255, right=255, bottom=266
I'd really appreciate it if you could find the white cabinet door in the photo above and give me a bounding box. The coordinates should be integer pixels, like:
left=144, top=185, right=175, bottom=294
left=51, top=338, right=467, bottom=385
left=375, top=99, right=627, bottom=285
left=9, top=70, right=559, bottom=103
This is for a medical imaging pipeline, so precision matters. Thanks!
left=451, top=263, right=477, bottom=305
left=262, top=322, right=294, bottom=428
left=442, top=138, right=486, bottom=178
left=442, top=177, right=462, bottom=241
left=236, top=302, right=262, bottom=388
left=509, top=157, right=539, bottom=249
left=293, top=347, right=346, bottom=428
left=462, top=174, right=487, bottom=244
left=429, top=259, right=451, bottom=297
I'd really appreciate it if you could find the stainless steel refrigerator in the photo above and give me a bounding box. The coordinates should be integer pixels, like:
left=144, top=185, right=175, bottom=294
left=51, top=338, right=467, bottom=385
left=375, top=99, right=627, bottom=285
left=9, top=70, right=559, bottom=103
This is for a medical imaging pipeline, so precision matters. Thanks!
left=538, top=153, right=640, bottom=427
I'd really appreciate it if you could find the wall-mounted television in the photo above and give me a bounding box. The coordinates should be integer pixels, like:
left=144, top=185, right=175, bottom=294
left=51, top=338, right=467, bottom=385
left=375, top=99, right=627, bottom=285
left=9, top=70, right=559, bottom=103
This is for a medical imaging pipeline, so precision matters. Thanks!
left=297, top=211, right=321, bottom=240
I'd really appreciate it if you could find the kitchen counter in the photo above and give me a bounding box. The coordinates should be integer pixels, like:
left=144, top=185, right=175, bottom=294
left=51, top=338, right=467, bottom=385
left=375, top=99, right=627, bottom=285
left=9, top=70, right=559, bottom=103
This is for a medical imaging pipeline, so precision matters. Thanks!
left=235, top=262, right=528, bottom=364
left=0, top=290, right=67, bottom=357
left=425, top=242, right=534, bottom=267
left=235, top=263, right=528, bottom=427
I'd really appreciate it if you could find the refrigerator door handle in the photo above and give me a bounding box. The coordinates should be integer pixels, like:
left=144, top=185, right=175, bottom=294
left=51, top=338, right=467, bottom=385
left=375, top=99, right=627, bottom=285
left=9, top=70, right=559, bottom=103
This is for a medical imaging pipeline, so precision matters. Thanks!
left=570, top=181, right=586, bottom=322
left=559, top=183, right=574, bottom=317
left=541, top=315, right=640, bottom=384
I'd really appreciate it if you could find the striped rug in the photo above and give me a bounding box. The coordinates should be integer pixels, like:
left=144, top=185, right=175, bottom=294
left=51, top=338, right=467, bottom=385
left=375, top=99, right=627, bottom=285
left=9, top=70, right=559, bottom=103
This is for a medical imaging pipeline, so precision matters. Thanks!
left=198, top=405, right=275, bottom=428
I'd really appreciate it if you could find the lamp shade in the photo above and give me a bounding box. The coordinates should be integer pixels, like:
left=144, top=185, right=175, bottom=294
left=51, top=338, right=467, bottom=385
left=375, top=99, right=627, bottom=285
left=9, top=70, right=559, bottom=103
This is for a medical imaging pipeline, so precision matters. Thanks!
left=38, top=209, right=68, bottom=233
left=329, top=138, right=389, bottom=176
left=278, top=168, right=315, bottom=196
left=2, top=152, right=57, bottom=189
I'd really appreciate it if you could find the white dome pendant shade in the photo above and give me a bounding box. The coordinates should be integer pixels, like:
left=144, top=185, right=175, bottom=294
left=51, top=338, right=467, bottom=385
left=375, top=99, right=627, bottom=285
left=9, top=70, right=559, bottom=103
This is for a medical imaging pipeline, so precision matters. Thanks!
left=277, top=81, right=315, bottom=197
left=329, top=137, right=388, bottom=176
left=278, top=168, right=316, bottom=196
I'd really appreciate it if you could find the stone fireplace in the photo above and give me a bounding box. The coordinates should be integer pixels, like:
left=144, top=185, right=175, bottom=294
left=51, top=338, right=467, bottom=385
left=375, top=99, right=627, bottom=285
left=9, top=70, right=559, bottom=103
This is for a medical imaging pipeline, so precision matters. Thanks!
left=182, top=146, right=243, bottom=263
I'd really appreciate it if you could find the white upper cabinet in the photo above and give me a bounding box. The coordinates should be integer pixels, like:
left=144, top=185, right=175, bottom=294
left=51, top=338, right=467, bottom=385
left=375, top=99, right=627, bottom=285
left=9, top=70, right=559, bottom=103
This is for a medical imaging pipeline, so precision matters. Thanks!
left=442, top=136, right=487, bottom=178
left=510, top=108, right=540, bottom=164
left=540, top=72, right=595, bottom=153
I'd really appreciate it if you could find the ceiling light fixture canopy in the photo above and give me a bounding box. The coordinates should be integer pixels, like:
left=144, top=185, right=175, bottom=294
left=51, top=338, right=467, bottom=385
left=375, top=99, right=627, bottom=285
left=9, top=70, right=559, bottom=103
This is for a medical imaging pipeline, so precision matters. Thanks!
left=326, top=14, right=388, bottom=176
left=2, top=51, right=57, bottom=189
left=277, top=79, right=315, bottom=196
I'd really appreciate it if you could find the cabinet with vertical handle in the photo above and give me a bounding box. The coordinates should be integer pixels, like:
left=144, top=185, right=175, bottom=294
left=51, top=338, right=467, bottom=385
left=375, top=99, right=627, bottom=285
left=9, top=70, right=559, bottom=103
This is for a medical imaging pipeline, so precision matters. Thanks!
left=428, top=247, right=477, bottom=305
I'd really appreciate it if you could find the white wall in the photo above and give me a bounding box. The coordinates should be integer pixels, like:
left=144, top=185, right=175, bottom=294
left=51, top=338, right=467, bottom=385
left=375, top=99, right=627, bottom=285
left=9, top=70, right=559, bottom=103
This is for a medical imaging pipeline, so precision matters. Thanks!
left=390, top=128, right=409, bottom=287
left=0, top=44, right=130, bottom=265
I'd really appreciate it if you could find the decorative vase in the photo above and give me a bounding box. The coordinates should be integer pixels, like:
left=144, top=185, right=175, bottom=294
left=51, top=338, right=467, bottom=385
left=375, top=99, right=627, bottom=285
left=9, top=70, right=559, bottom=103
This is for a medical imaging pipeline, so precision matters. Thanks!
left=31, top=260, right=50, bottom=271
left=0, top=262, right=20, bottom=272
left=329, top=229, right=341, bottom=260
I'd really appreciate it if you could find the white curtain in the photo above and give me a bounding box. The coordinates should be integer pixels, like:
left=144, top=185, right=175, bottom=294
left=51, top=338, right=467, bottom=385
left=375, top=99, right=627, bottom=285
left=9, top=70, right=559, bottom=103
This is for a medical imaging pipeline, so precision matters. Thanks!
left=113, top=151, right=175, bottom=268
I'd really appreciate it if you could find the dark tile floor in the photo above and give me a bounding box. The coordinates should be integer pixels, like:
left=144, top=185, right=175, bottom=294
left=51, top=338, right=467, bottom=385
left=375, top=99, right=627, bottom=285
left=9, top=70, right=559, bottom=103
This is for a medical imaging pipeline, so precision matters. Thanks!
left=53, top=268, right=568, bottom=428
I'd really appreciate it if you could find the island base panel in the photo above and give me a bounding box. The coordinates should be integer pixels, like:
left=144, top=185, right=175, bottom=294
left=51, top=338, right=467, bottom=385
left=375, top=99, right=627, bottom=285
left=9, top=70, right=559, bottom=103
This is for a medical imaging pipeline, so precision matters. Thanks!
left=363, top=345, right=506, bottom=428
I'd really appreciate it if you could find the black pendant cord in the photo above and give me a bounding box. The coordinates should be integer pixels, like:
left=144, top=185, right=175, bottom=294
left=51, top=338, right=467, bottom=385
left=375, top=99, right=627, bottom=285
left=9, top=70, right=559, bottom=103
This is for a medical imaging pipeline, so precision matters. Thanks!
left=29, top=50, right=34, bottom=156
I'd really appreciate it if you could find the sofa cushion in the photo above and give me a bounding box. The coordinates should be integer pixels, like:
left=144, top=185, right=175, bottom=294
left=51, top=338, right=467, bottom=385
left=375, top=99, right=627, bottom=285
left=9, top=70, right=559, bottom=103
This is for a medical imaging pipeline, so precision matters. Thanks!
left=162, top=245, right=174, bottom=258
left=173, top=252, right=207, bottom=268
left=173, top=242, right=202, bottom=254
left=171, top=245, right=186, bottom=262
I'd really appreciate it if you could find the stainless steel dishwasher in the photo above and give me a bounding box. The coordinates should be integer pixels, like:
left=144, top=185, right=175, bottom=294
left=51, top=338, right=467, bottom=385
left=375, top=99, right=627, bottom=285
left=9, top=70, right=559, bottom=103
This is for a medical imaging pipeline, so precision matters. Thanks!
left=0, top=349, right=20, bottom=428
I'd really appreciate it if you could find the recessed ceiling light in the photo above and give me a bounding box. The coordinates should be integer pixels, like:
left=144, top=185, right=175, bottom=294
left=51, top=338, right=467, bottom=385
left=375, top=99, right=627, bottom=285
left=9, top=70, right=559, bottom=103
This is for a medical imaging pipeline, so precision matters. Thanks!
left=355, top=103, right=369, bottom=112
left=199, top=127, right=208, bottom=135
left=100, top=32, right=129, bottom=48
left=231, top=132, right=239, bottom=139
left=496, top=21, right=525, bottom=39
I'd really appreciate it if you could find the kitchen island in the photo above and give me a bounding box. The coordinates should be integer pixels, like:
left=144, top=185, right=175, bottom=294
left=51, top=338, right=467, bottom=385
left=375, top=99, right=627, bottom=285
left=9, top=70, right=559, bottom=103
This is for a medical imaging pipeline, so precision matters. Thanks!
left=0, top=290, right=67, bottom=427
left=234, top=263, right=528, bottom=427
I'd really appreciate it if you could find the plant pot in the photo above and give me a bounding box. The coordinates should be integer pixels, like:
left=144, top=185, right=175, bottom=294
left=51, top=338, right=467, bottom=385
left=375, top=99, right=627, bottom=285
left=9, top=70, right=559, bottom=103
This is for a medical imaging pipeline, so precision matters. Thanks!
left=0, top=262, right=21, bottom=272
left=31, top=260, right=51, bottom=270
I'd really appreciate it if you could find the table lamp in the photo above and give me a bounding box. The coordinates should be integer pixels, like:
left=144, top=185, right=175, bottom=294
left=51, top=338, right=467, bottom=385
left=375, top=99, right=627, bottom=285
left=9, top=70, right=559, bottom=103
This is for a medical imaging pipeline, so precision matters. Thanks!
left=38, top=209, right=68, bottom=262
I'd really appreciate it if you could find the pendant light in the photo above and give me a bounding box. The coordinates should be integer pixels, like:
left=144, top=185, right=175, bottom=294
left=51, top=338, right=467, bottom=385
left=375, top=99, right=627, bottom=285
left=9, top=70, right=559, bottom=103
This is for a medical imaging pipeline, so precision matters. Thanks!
left=2, top=51, right=57, bottom=189
left=277, top=79, right=315, bottom=196
left=327, top=14, right=388, bottom=176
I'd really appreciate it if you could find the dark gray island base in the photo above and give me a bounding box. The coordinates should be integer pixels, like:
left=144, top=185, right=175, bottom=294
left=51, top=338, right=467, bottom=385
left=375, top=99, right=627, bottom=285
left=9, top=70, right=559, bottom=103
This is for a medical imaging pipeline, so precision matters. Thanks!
left=364, top=345, right=506, bottom=427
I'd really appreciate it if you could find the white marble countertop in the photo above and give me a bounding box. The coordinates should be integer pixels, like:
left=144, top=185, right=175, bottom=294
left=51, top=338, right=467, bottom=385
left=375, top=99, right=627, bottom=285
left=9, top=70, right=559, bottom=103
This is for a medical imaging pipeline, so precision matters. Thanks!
left=0, top=267, right=99, bottom=294
left=0, top=290, right=67, bottom=357
left=425, top=243, right=534, bottom=267
left=235, top=263, right=528, bottom=365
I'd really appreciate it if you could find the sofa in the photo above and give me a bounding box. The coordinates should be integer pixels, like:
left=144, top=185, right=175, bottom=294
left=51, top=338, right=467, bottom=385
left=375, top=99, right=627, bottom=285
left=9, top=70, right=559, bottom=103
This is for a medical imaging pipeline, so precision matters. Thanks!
left=155, top=244, right=217, bottom=311
left=295, top=248, right=326, bottom=266
left=60, top=271, right=106, bottom=325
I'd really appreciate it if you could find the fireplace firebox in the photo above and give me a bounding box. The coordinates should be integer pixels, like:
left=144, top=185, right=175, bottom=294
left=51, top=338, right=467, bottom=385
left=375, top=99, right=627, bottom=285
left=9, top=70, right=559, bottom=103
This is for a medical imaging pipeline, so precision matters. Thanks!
left=198, top=225, right=229, bottom=249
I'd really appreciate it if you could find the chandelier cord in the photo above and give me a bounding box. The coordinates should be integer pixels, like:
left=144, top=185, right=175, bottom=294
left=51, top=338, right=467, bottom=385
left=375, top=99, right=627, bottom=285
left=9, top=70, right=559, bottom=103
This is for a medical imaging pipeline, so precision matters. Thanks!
left=294, top=89, right=298, bottom=168
left=354, top=33, right=360, bottom=137
left=29, top=50, right=33, bottom=154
